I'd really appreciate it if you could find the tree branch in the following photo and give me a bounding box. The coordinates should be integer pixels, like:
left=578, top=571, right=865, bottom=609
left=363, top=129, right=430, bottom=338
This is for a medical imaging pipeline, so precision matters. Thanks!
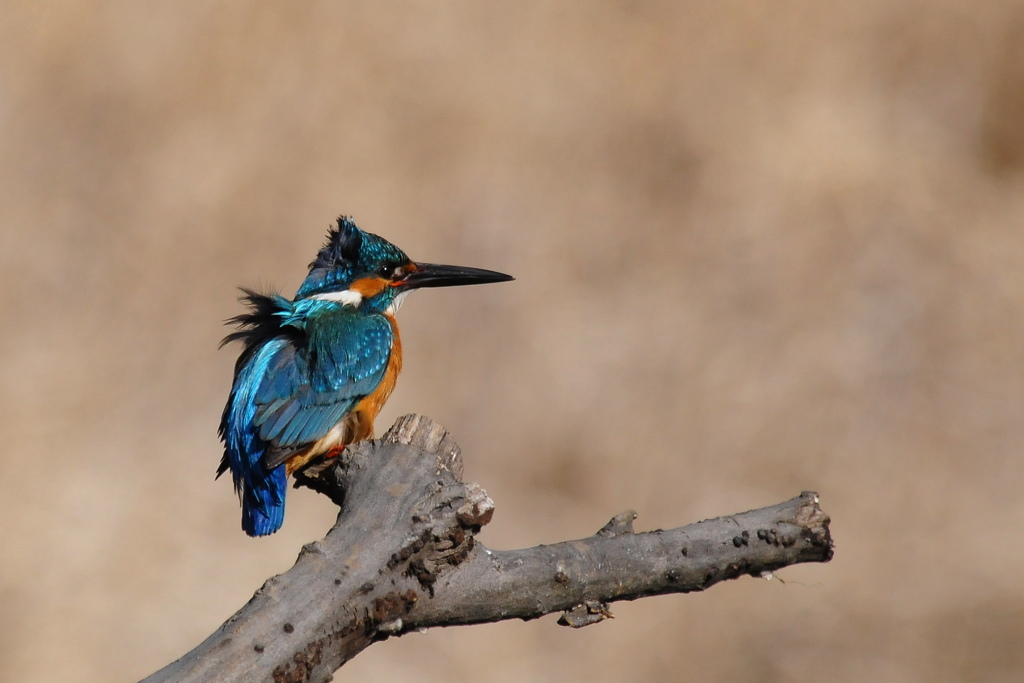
left=142, top=415, right=832, bottom=683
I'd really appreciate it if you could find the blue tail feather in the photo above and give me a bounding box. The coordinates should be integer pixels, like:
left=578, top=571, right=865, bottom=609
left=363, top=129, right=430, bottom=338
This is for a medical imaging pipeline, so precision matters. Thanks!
left=241, top=464, right=287, bottom=536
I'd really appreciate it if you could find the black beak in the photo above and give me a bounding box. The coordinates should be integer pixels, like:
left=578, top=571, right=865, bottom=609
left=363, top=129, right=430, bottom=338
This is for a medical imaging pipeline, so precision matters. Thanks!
left=401, top=262, right=514, bottom=289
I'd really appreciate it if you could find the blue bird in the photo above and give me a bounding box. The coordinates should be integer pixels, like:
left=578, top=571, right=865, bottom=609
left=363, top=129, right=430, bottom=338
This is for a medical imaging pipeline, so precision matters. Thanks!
left=218, top=217, right=513, bottom=536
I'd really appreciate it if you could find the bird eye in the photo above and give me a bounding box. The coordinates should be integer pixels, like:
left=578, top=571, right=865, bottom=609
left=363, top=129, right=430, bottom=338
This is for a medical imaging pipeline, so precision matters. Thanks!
left=378, top=264, right=395, bottom=279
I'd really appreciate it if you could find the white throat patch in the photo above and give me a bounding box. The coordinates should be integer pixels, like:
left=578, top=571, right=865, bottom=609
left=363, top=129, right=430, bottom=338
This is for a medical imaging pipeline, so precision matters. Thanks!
left=310, top=289, right=363, bottom=307
left=385, top=290, right=411, bottom=316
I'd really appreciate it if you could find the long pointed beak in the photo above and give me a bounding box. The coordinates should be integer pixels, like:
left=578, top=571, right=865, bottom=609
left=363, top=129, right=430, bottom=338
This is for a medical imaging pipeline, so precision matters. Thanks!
left=400, top=262, right=514, bottom=289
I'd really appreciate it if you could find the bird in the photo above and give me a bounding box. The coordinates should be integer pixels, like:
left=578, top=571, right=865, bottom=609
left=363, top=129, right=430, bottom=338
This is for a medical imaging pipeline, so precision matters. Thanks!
left=217, top=216, right=513, bottom=536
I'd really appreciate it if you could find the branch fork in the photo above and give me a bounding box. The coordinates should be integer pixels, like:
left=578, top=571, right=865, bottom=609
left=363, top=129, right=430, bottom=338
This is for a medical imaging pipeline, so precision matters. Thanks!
left=143, top=414, right=832, bottom=683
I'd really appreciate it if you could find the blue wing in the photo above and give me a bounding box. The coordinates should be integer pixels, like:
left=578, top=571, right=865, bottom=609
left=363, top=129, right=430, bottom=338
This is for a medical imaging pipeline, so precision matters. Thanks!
left=253, top=309, right=394, bottom=466
left=219, top=296, right=393, bottom=536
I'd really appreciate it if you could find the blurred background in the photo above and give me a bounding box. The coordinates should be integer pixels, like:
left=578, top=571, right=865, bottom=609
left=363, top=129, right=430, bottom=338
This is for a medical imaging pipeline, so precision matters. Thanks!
left=2, top=2, right=1023, bottom=681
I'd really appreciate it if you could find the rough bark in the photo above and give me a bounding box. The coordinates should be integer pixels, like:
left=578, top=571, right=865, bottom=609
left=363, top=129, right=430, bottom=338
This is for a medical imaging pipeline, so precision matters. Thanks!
left=142, top=414, right=833, bottom=683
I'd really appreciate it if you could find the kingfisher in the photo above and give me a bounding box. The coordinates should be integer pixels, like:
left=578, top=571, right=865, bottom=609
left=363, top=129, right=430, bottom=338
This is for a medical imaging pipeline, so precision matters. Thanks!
left=217, top=217, right=513, bottom=536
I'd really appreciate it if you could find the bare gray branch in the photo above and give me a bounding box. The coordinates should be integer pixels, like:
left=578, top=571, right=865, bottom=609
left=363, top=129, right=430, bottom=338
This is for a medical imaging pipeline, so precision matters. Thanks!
left=142, top=415, right=832, bottom=683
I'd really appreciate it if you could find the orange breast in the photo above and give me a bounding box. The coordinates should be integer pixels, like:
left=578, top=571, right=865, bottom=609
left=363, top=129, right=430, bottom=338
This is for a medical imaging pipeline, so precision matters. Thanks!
left=350, top=313, right=403, bottom=435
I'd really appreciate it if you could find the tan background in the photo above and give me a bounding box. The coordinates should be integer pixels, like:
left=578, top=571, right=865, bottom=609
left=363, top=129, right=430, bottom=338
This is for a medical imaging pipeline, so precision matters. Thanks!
left=3, top=2, right=1024, bottom=681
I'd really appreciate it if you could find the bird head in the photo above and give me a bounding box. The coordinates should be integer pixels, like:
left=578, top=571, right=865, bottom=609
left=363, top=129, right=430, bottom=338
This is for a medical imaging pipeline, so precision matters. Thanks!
left=295, top=216, right=513, bottom=315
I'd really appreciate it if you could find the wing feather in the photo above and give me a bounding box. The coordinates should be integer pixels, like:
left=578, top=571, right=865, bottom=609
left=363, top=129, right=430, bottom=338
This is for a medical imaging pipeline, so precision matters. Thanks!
left=223, top=301, right=394, bottom=490
left=253, top=308, right=393, bottom=456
